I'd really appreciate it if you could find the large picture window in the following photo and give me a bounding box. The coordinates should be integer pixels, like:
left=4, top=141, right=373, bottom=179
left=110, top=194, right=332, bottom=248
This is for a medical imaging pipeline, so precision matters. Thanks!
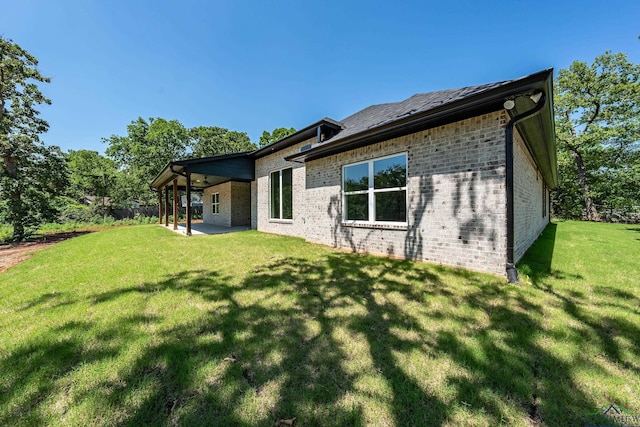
left=343, top=153, right=407, bottom=224
left=270, top=168, right=293, bottom=220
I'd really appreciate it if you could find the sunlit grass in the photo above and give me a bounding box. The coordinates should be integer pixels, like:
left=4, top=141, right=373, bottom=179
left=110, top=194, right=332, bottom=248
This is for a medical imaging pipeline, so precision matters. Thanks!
left=0, top=221, right=638, bottom=426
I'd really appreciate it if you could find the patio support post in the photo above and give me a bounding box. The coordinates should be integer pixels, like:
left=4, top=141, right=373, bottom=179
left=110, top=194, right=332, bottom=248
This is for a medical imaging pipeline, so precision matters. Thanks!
left=185, top=172, right=192, bottom=236
left=164, top=185, right=170, bottom=227
left=173, top=179, right=178, bottom=230
left=158, top=188, right=163, bottom=224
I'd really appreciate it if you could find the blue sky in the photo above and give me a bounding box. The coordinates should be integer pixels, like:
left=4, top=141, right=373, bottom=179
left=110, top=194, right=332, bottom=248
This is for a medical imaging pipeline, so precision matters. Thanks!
left=2, top=0, right=639, bottom=154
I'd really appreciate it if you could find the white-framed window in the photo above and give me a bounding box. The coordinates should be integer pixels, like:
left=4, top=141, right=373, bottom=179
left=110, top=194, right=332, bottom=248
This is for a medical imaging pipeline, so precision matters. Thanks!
left=270, top=168, right=293, bottom=220
left=342, top=153, right=407, bottom=225
left=212, top=193, right=219, bottom=215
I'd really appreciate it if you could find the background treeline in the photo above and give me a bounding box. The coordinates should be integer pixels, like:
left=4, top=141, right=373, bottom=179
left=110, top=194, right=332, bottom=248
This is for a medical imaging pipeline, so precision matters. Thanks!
left=552, top=52, right=640, bottom=223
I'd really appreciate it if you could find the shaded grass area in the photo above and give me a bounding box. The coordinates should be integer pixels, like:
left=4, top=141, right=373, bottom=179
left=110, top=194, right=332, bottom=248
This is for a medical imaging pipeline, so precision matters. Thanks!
left=0, top=222, right=638, bottom=426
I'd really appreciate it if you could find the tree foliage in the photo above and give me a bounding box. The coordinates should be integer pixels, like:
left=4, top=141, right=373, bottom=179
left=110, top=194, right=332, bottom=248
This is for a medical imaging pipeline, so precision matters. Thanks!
left=104, top=119, right=257, bottom=204
left=0, top=36, right=68, bottom=240
left=554, top=51, right=640, bottom=220
left=66, top=149, right=119, bottom=202
left=190, top=126, right=255, bottom=158
left=104, top=117, right=189, bottom=204
left=258, top=127, right=296, bottom=147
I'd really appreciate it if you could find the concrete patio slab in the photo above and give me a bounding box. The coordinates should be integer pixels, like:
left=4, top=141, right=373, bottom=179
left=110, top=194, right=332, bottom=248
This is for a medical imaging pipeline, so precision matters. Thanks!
left=160, top=223, right=250, bottom=236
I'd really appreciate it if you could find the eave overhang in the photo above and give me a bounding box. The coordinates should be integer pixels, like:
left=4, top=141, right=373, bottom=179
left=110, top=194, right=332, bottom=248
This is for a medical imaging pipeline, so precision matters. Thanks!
left=508, top=71, right=557, bottom=188
left=252, top=118, right=344, bottom=159
left=150, top=151, right=255, bottom=191
left=285, top=69, right=558, bottom=188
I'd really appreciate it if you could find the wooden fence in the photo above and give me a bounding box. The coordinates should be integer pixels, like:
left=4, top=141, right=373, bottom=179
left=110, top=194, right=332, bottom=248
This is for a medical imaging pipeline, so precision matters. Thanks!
left=111, top=206, right=203, bottom=220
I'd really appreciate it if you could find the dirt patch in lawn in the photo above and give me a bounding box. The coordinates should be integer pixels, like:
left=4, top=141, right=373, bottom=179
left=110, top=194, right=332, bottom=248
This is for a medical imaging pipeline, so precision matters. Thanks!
left=0, top=231, right=93, bottom=273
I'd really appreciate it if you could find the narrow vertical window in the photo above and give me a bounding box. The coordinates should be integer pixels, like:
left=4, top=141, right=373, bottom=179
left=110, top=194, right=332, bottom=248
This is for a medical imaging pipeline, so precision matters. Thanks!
left=270, top=171, right=280, bottom=219
left=282, top=168, right=293, bottom=220
left=270, top=168, right=293, bottom=220
left=212, top=193, right=219, bottom=214
left=542, top=182, right=547, bottom=218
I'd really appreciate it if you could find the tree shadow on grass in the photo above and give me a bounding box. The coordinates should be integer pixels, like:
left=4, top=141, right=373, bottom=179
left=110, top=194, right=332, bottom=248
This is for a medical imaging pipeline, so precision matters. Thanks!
left=17, top=290, right=77, bottom=312
left=517, top=223, right=573, bottom=285
left=87, top=268, right=367, bottom=426
left=0, top=315, right=158, bottom=425
left=519, top=221, right=640, bottom=343
left=626, top=227, right=640, bottom=241
left=5, top=247, right=632, bottom=425
left=516, top=222, right=640, bottom=411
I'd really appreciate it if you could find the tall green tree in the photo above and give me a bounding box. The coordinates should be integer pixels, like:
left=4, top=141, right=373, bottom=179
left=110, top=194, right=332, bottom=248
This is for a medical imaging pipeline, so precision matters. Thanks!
left=66, top=149, right=119, bottom=202
left=104, top=117, right=189, bottom=204
left=190, top=126, right=256, bottom=157
left=258, top=127, right=296, bottom=147
left=554, top=51, right=640, bottom=220
left=0, top=37, right=68, bottom=240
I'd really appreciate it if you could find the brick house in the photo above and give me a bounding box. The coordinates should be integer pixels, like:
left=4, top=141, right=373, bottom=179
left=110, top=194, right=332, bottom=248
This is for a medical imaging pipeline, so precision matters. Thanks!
left=151, top=69, right=556, bottom=281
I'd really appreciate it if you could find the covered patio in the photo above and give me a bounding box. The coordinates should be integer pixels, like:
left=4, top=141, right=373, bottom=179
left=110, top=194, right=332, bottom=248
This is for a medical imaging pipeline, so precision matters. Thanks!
left=150, top=152, right=254, bottom=235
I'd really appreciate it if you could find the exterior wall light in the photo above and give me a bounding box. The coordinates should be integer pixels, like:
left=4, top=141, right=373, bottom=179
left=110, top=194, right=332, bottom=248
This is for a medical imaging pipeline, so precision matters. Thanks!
left=530, top=92, right=543, bottom=104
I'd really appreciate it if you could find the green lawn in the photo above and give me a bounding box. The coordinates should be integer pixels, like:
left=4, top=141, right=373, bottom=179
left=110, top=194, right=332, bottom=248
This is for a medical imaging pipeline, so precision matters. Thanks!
left=0, top=221, right=638, bottom=426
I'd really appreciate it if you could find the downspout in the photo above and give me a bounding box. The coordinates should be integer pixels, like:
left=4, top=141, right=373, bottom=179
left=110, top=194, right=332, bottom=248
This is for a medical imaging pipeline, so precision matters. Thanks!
left=505, top=92, right=546, bottom=283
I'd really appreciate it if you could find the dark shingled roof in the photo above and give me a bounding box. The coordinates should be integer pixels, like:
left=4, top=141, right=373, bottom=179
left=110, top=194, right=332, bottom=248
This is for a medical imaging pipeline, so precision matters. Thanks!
left=329, top=80, right=510, bottom=144
left=284, top=69, right=556, bottom=186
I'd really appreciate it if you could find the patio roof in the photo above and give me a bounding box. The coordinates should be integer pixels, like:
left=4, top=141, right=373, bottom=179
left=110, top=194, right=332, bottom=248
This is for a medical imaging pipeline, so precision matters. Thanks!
left=150, top=151, right=255, bottom=191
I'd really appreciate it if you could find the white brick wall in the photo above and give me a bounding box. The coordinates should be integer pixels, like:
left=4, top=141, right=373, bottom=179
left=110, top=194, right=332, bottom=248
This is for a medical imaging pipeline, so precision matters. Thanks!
left=255, top=112, right=510, bottom=276
left=250, top=180, right=257, bottom=229
left=513, top=129, right=550, bottom=262
left=203, top=181, right=251, bottom=227
left=203, top=182, right=231, bottom=226
left=251, top=110, right=551, bottom=277
left=304, top=112, right=508, bottom=275
left=254, top=138, right=313, bottom=237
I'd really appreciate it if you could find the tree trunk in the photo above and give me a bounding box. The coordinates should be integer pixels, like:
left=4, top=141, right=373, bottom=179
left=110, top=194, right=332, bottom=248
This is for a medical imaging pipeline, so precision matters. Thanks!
left=572, top=150, right=599, bottom=221
left=11, top=190, right=24, bottom=241
left=2, top=154, right=25, bottom=241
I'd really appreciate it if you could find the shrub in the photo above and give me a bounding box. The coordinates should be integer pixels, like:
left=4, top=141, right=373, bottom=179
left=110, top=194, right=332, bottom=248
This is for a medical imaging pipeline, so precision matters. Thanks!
left=0, top=224, right=13, bottom=244
left=59, top=200, right=93, bottom=223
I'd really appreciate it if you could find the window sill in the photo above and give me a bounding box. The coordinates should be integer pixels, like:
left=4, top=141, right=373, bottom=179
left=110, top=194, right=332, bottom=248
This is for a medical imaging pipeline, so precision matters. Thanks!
left=342, top=222, right=407, bottom=230
left=269, top=219, right=294, bottom=224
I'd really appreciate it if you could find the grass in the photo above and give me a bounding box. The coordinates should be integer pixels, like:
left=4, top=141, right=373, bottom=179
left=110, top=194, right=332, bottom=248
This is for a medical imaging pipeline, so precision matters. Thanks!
left=0, top=221, right=638, bottom=426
